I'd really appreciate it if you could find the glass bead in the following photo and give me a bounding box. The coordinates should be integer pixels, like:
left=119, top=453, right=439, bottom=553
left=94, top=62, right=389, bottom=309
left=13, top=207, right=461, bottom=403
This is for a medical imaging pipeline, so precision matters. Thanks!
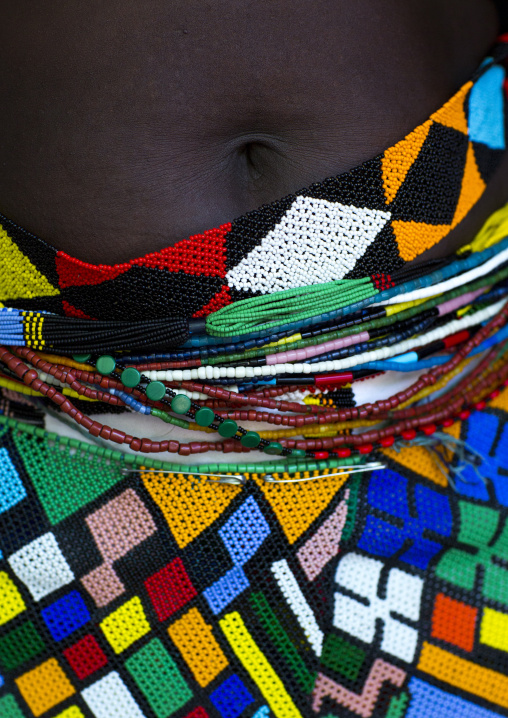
left=171, top=394, right=192, bottom=415
left=263, top=442, right=283, bottom=455
left=240, top=432, right=261, bottom=448
left=72, top=354, right=91, bottom=363
left=146, top=381, right=167, bottom=402
left=218, top=420, right=238, bottom=438
left=291, top=449, right=307, bottom=458
left=96, top=355, right=116, bottom=375
left=195, top=407, right=215, bottom=427
left=121, top=367, right=141, bottom=388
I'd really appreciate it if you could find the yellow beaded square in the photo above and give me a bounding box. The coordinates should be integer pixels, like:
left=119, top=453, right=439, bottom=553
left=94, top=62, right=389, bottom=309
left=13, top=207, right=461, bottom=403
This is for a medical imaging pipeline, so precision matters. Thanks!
left=54, top=708, right=85, bottom=718
left=100, top=596, right=151, bottom=654
left=0, top=571, right=25, bottom=625
left=480, top=608, right=508, bottom=653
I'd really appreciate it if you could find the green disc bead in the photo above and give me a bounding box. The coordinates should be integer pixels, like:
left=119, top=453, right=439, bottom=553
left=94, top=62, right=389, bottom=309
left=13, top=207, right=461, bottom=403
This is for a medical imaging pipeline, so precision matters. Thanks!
left=291, top=449, right=307, bottom=458
left=72, top=354, right=91, bottom=363
left=218, top=419, right=238, bottom=438
left=171, top=394, right=192, bottom=414
left=96, top=355, right=116, bottom=375
left=121, top=367, right=141, bottom=388
left=146, top=381, right=167, bottom=402
left=263, top=441, right=283, bottom=455
left=240, top=431, right=261, bottom=448
left=195, top=407, right=215, bottom=427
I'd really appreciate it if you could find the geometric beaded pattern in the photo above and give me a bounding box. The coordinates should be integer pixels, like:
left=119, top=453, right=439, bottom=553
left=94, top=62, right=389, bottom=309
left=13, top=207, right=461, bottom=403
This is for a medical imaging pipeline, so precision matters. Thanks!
left=2, top=390, right=508, bottom=716
left=0, top=45, right=506, bottom=322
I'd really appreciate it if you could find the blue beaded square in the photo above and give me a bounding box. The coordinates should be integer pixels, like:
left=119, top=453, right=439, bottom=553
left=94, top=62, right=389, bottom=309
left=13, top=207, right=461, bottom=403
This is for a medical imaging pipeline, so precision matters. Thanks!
left=203, top=566, right=250, bottom=616
left=210, top=674, right=254, bottom=718
left=41, top=590, right=90, bottom=641
left=219, top=496, right=270, bottom=565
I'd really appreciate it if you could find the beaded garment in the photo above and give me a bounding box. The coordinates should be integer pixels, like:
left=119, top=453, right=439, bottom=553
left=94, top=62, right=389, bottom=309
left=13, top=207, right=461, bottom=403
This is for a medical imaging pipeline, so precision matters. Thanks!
left=2, top=39, right=508, bottom=718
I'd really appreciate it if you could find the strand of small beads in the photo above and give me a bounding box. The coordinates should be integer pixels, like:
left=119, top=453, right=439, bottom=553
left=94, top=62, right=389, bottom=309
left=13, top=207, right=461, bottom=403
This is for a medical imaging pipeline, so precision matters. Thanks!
left=0, top=283, right=505, bottom=462
left=121, top=274, right=504, bottom=368
left=1, top=306, right=505, bottom=460
left=3, top=310, right=489, bottom=416
left=5, top=344, right=502, bottom=462
left=4, top=347, right=303, bottom=458
left=276, top=369, right=508, bottom=459
left=203, top=279, right=508, bottom=366
left=4, top=300, right=504, bottom=420
left=136, top=310, right=506, bottom=426
left=0, top=349, right=505, bottom=461
left=158, top=343, right=506, bottom=432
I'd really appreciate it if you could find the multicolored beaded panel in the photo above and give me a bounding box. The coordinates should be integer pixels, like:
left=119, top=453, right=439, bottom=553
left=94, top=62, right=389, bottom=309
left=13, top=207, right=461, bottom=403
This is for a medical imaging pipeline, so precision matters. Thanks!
left=1, top=391, right=508, bottom=717
left=0, top=43, right=507, bottom=322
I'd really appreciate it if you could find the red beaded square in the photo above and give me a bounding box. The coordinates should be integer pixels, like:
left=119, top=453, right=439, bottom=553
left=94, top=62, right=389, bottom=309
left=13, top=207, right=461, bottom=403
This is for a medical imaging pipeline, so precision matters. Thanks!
left=144, top=557, right=197, bottom=622
left=63, top=634, right=108, bottom=679
left=183, top=708, right=209, bottom=718
left=431, top=593, right=478, bottom=653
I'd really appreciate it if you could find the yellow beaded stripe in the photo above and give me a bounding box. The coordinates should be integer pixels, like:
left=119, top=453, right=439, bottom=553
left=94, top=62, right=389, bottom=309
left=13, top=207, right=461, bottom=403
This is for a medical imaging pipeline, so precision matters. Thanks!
left=220, top=611, right=303, bottom=718
left=385, top=297, right=431, bottom=316
left=264, top=333, right=302, bottom=348
left=0, top=376, right=95, bottom=402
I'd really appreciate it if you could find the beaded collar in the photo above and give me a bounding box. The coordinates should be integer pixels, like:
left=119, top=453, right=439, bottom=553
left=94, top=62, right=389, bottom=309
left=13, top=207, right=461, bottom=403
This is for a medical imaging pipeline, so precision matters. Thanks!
left=0, top=39, right=507, bottom=326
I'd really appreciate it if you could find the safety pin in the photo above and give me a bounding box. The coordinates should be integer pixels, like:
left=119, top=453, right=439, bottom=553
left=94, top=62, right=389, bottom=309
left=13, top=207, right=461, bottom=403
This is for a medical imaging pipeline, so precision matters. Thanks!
left=120, top=461, right=385, bottom=486
left=262, top=461, right=385, bottom=483
left=120, top=468, right=246, bottom=486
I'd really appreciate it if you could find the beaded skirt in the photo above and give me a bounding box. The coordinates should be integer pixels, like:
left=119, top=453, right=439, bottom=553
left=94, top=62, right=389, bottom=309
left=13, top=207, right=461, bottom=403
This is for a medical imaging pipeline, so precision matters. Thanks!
left=1, top=402, right=508, bottom=717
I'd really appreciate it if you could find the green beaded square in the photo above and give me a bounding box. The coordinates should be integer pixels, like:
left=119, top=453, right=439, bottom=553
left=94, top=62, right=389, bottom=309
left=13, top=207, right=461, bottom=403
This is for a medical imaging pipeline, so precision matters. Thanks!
left=125, top=638, right=192, bottom=717
left=0, top=621, right=45, bottom=671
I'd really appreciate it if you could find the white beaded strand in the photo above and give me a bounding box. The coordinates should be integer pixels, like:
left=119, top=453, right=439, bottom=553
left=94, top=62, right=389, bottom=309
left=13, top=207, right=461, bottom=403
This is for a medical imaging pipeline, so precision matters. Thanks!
left=143, top=299, right=506, bottom=381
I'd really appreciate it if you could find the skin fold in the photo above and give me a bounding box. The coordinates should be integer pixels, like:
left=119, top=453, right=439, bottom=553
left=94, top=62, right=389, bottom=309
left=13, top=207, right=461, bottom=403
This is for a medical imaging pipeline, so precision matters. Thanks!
left=0, top=0, right=506, bottom=264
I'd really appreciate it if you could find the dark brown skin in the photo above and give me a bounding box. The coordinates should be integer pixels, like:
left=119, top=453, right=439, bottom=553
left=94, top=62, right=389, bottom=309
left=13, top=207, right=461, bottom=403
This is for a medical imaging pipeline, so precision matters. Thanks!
left=0, top=0, right=506, bottom=264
